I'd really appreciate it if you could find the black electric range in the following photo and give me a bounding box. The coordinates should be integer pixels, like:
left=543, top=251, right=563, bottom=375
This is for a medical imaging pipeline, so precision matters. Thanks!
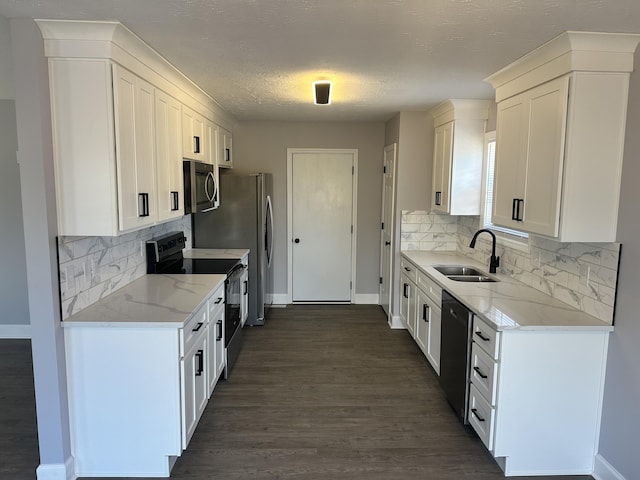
left=146, top=231, right=245, bottom=378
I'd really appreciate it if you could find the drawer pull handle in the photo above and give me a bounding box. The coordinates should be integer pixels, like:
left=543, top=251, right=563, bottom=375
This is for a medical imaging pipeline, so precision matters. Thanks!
left=471, top=408, right=485, bottom=422
left=404, top=267, right=411, bottom=272
left=475, top=331, right=490, bottom=342
left=473, top=366, right=488, bottom=379
left=216, top=320, right=223, bottom=341
left=195, top=349, right=204, bottom=376
left=192, top=322, right=204, bottom=332
left=215, top=297, right=223, bottom=304
left=422, top=304, right=429, bottom=322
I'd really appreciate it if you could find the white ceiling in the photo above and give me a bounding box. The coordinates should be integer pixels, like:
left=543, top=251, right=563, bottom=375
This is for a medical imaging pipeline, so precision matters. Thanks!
left=1, top=0, right=640, bottom=122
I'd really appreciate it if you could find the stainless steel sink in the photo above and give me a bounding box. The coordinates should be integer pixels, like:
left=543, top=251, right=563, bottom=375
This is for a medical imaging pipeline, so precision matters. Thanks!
left=433, top=265, right=498, bottom=283
left=447, top=275, right=496, bottom=283
left=434, top=265, right=484, bottom=276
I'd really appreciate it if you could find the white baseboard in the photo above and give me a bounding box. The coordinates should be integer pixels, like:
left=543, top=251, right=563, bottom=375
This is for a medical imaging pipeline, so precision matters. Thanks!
left=36, top=456, right=76, bottom=480
left=271, top=294, right=289, bottom=305
left=353, top=294, right=379, bottom=304
left=0, top=324, right=31, bottom=339
left=388, top=314, right=405, bottom=329
left=593, top=454, right=626, bottom=480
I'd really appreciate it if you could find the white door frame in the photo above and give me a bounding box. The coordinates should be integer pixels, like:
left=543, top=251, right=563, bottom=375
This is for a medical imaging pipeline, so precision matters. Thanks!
left=287, top=148, right=358, bottom=304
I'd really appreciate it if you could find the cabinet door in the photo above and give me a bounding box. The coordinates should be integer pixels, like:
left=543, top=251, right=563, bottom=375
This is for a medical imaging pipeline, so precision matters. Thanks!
left=241, top=268, right=249, bottom=326
left=493, top=94, right=528, bottom=230
left=207, top=303, right=225, bottom=397
left=426, top=301, right=441, bottom=375
left=215, top=316, right=225, bottom=381
left=520, top=76, right=569, bottom=237
left=182, top=105, right=206, bottom=162
left=415, top=288, right=430, bottom=355
left=156, top=90, right=183, bottom=221
left=113, top=65, right=157, bottom=231
left=181, top=349, right=196, bottom=448
left=182, top=334, right=207, bottom=447
left=219, top=128, right=233, bottom=168
left=400, top=274, right=411, bottom=328
left=431, top=121, right=453, bottom=213
left=205, top=120, right=220, bottom=208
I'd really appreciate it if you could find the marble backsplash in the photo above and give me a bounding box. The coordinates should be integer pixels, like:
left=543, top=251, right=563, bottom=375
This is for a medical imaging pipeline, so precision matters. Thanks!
left=57, top=216, right=192, bottom=320
left=400, top=211, right=458, bottom=251
left=402, top=211, right=619, bottom=324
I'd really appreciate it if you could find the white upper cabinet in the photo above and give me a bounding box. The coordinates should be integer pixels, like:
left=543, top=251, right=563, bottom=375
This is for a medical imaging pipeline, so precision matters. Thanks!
left=487, top=31, right=640, bottom=242
left=37, top=20, right=236, bottom=236
left=492, top=76, right=568, bottom=236
left=182, top=105, right=207, bottom=163
left=113, top=65, right=158, bottom=231
left=430, top=100, right=489, bottom=215
left=155, top=90, right=184, bottom=222
left=205, top=119, right=220, bottom=208
left=219, top=128, right=233, bottom=168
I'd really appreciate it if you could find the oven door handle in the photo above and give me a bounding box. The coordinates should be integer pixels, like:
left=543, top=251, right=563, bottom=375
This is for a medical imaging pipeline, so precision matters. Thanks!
left=227, top=263, right=245, bottom=280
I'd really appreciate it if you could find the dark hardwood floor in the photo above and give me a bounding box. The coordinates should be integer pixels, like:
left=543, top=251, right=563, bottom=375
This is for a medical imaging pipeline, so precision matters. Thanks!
left=3, top=306, right=593, bottom=479
left=0, top=339, right=39, bottom=480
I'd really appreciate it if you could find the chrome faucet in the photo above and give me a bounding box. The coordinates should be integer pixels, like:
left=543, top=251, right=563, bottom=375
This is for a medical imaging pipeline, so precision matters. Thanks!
left=469, top=229, right=500, bottom=274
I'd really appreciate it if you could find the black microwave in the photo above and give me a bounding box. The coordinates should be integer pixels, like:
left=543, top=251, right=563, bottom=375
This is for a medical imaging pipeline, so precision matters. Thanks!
left=183, top=160, right=218, bottom=214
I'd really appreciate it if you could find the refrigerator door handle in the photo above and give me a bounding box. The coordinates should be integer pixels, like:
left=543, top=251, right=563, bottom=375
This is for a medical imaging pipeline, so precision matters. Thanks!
left=266, top=195, right=274, bottom=268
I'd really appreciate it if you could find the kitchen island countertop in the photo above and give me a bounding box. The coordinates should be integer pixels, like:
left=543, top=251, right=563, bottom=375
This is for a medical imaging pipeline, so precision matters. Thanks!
left=402, top=250, right=612, bottom=331
left=62, top=274, right=226, bottom=328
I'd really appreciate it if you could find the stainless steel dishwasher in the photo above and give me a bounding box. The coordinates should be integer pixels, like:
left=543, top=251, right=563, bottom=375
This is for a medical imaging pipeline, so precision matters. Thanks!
left=439, top=290, right=473, bottom=423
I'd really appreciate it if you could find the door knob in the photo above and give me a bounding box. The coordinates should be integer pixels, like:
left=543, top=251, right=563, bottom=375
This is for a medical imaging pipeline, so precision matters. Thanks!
left=385, top=241, right=391, bottom=246
left=294, top=238, right=300, bottom=243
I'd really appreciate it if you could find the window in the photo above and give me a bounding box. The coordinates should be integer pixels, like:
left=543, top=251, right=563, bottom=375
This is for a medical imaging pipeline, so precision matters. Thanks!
left=481, top=132, right=529, bottom=244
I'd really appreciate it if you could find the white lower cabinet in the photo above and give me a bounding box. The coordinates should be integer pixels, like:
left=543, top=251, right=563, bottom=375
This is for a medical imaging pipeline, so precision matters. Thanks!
left=468, top=316, right=610, bottom=476
left=207, top=293, right=225, bottom=396
left=64, top=283, right=226, bottom=477
left=400, top=256, right=441, bottom=375
left=240, top=253, right=249, bottom=326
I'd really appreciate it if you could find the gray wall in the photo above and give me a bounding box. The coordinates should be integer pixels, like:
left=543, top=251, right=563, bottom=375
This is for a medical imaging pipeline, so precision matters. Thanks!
left=0, top=16, right=29, bottom=327
left=597, top=47, right=640, bottom=479
left=232, top=121, right=385, bottom=296
left=11, top=18, right=72, bottom=469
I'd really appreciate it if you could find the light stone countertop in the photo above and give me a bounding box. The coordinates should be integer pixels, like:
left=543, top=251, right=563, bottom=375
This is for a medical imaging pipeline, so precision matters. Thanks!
left=62, top=274, right=226, bottom=328
left=402, top=250, right=613, bottom=332
left=185, top=248, right=250, bottom=260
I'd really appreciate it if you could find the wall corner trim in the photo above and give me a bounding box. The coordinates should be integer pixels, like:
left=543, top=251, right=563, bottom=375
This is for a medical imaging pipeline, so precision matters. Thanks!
left=388, top=315, right=405, bottom=330
left=0, top=324, right=31, bottom=339
left=36, top=456, right=76, bottom=480
left=593, top=454, right=627, bottom=480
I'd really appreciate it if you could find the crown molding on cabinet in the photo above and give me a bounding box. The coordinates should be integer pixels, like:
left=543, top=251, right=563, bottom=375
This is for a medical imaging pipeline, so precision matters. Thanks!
left=35, top=19, right=236, bottom=131
left=486, top=31, right=640, bottom=103
left=430, top=99, right=489, bottom=128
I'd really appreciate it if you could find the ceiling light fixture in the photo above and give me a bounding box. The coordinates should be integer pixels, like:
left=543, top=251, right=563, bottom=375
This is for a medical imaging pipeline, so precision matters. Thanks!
left=313, top=81, right=332, bottom=105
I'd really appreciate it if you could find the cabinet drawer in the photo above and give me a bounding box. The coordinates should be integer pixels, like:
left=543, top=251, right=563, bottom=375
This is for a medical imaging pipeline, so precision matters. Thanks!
left=469, top=383, right=496, bottom=451
left=472, top=317, right=500, bottom=359
left=417, top=270, right=442, bottom=304
left=183, top=304, right=207, bottom=356
left=207, top=285, right=225, bottom=324
left=400, top=257, right=418, bottom=283
left=470, top=343, right=498, bottom=405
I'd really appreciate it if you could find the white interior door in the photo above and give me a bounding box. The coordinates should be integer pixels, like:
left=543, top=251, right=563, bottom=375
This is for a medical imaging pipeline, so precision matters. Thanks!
left=289, top=150, right=355, bottom=302
left=379, top=144, right=397, bottom=317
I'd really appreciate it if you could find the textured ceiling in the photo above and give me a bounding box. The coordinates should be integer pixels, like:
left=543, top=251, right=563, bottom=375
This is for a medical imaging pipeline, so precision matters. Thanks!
left=1, top=0, right=640, bottom=122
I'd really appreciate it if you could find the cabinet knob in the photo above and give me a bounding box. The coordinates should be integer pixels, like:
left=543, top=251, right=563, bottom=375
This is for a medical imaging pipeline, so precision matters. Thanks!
left=294, top=238, right=300, bottom=244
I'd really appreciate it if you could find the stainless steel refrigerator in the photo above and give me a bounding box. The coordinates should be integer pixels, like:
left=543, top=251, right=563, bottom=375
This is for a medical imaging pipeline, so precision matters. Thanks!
left=192, top=173, right=274, bottom=325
